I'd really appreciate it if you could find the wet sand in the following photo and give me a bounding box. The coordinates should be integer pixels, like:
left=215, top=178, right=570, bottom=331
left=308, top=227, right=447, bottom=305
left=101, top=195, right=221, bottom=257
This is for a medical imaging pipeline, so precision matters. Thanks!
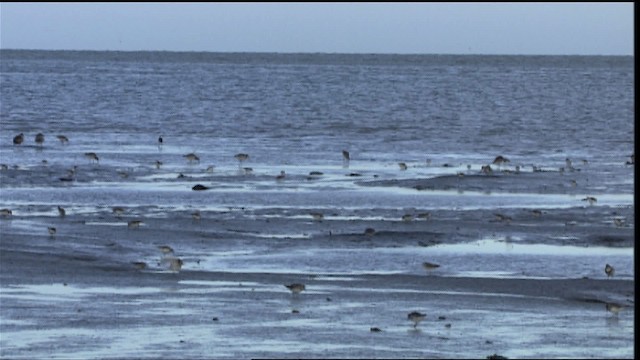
left=0, top=166, right=635, bottom=359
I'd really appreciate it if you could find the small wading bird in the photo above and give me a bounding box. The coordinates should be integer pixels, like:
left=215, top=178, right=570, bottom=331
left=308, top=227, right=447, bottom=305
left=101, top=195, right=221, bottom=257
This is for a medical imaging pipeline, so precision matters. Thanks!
left=48, top=227, right=56, bottom=236
left=422, top=262, right=440, bottom=271
left=56, top=135, right=69, bottom=144
left=234, top=153, right=249, bottom=165
left=492, top=155, right=509, bottom=171
left=169, top=258, right=184, bottom=272
left=191, top=210, right=201, bottom=221
left=112, top=207, right=125, bottom=217
left=57, top=206, right=66, bottom=217
left=13, top=133, right=24, bottom=145
left=625, top=154, right=634, bottom=165
left=84, top=152, right=99, bottom=163
left=342, top=150, right=350, bottom=161
left=276, top=170, right=286, bottom=181
left=158, top=245, right=174, bottom=256
left=127, top=220, right=142, bottom=229
left=132, top=261, right=147, bottom=270
left=35, top=133, right=45, bottom=147
left=0, top=209, right=12, bottom=216
left=402, top=214, right=414, bottom=222
left=407, top=311, right=426, bottom=328
left=192, top=184, right=210, bottom=191
left=398, top=162, right=408, bottom=171
left=310, top=212, right=324, bottom=221
left=605, top=264, right=615, bottom=279
left=582, top=196, right=597, bottom=206
left=284, top=283, right=306, bottom=295
left=184, top=153, right=200, bottom=163
left=364, top=227, right=376, bottom=236
left=481, top=165, right=493, bottom=175
left=605, top=303, right=623, bottom=316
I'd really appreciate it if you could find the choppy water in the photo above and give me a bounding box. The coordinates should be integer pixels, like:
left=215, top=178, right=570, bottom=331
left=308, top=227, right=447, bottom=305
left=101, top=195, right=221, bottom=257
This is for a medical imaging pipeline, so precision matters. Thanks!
left=0, top=50, right=635, bottom=358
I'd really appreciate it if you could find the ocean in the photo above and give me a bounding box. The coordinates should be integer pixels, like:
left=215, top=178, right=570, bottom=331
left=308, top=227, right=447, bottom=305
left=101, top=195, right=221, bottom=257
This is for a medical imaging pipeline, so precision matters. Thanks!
left=0, top=50, right=634, bottom=358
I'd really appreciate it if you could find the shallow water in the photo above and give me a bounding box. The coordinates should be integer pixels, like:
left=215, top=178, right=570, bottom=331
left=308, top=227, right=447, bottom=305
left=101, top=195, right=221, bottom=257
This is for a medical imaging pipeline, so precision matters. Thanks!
left=0, top=50, right=635, bottom=358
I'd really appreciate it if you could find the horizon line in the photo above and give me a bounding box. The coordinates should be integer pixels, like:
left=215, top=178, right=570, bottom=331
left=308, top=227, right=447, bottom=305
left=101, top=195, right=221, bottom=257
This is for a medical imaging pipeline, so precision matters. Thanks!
left=0, top=48, right=633, bottom=57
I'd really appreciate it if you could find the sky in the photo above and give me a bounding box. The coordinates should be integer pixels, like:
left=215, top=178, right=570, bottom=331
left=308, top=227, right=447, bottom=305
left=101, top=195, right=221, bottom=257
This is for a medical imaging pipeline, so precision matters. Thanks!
left=0, top=2, right=634, bottom=55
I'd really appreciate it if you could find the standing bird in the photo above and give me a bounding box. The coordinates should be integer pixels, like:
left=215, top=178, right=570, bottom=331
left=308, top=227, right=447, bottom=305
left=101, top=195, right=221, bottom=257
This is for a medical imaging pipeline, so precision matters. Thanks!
left=407, top=311, right=426, bottom=328
left=605, top=303, right=623, bottom=316
left=276, top=170, right=286, bottom=181
left=492, top=155, right=509, bottom=171
left=398, top=162, right=408, bottom=171
left=48, top=227, right=57, bottom=237
left=169, top=258, right=184, bottom=272
left=285, top=283, right=306, bottom=295
left=605, top=264, right=615, bottom=279
left=422, top=262, right=440, bottom=271
left=57, top=206, right=66, bottom=217
left=84, top=152, right=99, bottom=163
left=342, top=150, right=350, bottom=161
left=56, top=135, right=69, bottom=144
left=184, top=153, right=200, bottom=164
left=158, top=135, right=163, bottom=145
left=13, top=133, right=24, bottom=145
left=35, top=133, right=45, bottom=147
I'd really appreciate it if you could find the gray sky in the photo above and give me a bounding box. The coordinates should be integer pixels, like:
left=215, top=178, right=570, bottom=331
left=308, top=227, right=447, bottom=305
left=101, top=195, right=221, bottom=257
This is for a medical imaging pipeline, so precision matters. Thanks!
left=0, top=2, right=634, bottom=55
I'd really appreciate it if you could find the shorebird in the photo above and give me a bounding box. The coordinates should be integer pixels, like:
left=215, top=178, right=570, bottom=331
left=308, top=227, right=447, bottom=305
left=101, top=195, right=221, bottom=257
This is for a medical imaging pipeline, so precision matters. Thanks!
left=0, top=209, right=12, bottom=217
left=13, top=133, right=24, bottom=145
left=565, top=158, right=574, bottom=171
left=398, top=162, right=408, bottom=171
left=285, top=283, right=306, bottom=294
left=132, top=261, right=147, bottom=270
left=192, top=184, right=210, bottom=191
left=184, top=153, right=200, bottom=163
left=605, top=303, right=623, bottom=316
left=127, top=220, right=142, bottom=229
left=625, top=154, right=634, bottom=165
left=243, top=167, right=253, bottom=175
left=169, top=258, right=184, bottom=272
left=613, top=218, right=625, bottom=227
left=481, top=165, right=493, bottom=175
left=605, top=264, right=615, bottom=279
left=112, top=207, right=125, bottom=217
left=310, top=212, right=324, bottom=221
left=407, top=311, right=426, bottom=328
left=205, top=165, right=215, bottom=173
left=342, top=150, right=350, bottom=161
left=155, top=160, right=163, bottom=169
left=364, top=227, right=376, bottom=236
left=494, top=213, right=512, bottom=223
left=402, top=214, right=414, bottom=222
left=158, top=245, right=174, bottom=256
left=276, top=170, right=286, bottom=181
left=84, top=152, right=99, bottom=163
left=530, top=209, right=543, bottom=217
left=58, top=206, right=66, bottom=217
left=48, top=227, right=56, bottom=236
left=416, top=212, right=431, bottom=220
left=35, top=133, right=45, bottom=147
left=422, top=262, right=440, bottom=271
left=56, top=135, right=69, bottom=144
left=493, top=155, right=510, bottom=168
left=570, top=179, right=577, bottom=187
left=234, top=153, right=249, bottom=164
left=158, top=135, right=163, bottom=145
left=191, top=210, right=201, bottom=221
left=582, top=196, right=597, bottom=206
